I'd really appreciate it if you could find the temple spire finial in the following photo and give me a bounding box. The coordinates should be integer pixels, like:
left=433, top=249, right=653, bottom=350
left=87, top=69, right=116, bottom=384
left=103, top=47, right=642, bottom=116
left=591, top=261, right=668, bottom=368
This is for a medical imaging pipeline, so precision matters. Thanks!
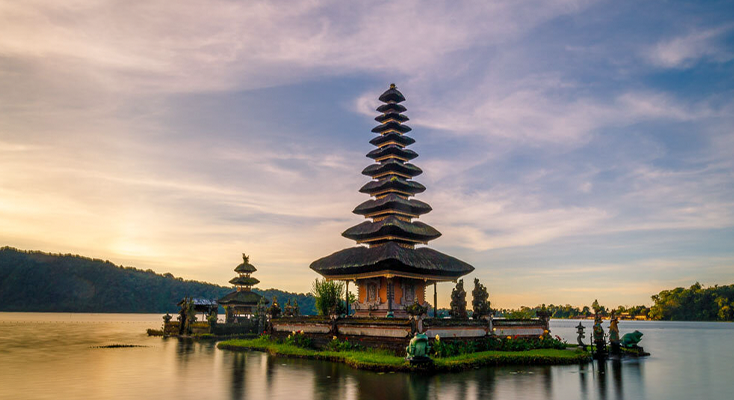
left=390, top=83, right=396, bottom=89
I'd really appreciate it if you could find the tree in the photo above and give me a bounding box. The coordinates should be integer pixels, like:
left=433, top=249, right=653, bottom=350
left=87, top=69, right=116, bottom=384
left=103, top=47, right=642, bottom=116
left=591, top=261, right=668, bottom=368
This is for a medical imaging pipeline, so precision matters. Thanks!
left=311, top=279, right=350, bottom=316
left=649, top=283, right=734, bottom=321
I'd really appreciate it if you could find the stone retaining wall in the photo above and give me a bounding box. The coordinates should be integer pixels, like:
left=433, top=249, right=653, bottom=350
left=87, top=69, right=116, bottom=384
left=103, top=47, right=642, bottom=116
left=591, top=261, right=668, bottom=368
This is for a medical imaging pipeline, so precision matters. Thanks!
left=269, top=316, right=550, bottom=351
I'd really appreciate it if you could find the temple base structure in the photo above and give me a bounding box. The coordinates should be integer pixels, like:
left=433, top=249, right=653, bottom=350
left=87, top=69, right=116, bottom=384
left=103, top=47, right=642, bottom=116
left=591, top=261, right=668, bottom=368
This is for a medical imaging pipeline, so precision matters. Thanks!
left=268, top=316, right=550, bottom=352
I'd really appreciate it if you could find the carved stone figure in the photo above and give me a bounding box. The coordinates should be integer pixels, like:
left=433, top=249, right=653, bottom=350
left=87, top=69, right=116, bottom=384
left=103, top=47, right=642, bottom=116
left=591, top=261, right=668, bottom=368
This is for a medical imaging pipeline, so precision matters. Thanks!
left=268, top=296, right=281, bottom=318
left=592, top=313, right=605, bottom=342
left=404, top=299, right=428, bottom=317
left=367, top=282, right=378, bottom=302
left=405, top=332, right=432, bottom=364
left=576, top=322, right=586, bottom=347
left=592, top=311, right=606, bottom=357
left=471, top=278, right=490, bottom=320
left=178, top=297, right=194, bottom=335
left=284, top=299, right=294, bottom=317
left=621, top=330, right=644, bottom=348
left=403, top=282, right=415, bottom=305
left=609, top=312, right=620, bottom=343
left=255, top=297, right=268, bottom=334
left=608, top=312, right=620, bottom=354
left=449, top=279, right=468, bottom=319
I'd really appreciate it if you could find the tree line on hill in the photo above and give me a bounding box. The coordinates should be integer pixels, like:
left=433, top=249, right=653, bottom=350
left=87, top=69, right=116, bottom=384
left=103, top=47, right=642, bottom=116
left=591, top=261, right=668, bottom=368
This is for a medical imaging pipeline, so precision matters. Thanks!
left=0, top=247, right=316, bottom=314
left=495, top=283, right=734, bottom=321
left=494, top=302, right=651, bottom=320
left=2, top=247, right=731, bottom=321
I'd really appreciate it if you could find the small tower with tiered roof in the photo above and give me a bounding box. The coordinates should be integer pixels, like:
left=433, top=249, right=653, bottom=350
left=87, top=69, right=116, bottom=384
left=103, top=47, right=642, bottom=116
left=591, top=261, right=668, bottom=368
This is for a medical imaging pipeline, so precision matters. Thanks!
left=219, top=254, right=267, bottom=322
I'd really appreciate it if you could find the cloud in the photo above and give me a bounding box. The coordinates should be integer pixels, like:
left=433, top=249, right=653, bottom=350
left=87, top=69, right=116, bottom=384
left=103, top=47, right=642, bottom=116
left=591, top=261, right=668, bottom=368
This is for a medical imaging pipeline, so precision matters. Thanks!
left=410, top=79, right=722, bottom=146
left=646, top=25, right=734, bottom=68
left=0, top=0, right=596, bottom=94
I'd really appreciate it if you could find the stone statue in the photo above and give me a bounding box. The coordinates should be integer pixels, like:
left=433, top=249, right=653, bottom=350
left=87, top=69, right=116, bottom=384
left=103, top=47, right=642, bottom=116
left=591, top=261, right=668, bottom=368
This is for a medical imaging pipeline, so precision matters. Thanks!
left=207, top=309, right=218, bottom=327
left=471, top=278, right=490, bottom=320
left=609, top=314, right=619, bottom=340
left=592, top=311, right=606, bottom=357
left=405, top=333, right=432, bottom=364
left=268, top=296, right=281, bottom=318
left=404, top=299, right=428, bottom=317
left=185, top=298, right=196, bottom=334
left=608, top=312, right=620, bottom=354
left=592, top=313, right=604, bottom=342
left=449, top=279, right=468, bottom=319
left=178, top=297, right=191, bottom=335
left=621, top=330, right=644, bottom=348
left=255, top=297, right=268, bottom=334
left=575, top=322, right=586, bottom=347
left=284, top=299, right=294, bottom=317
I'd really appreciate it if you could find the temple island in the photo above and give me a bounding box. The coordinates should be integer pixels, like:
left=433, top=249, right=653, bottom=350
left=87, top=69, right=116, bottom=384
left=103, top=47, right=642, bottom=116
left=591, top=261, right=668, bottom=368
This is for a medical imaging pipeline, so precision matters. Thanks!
left=162, top=84, right=616, bottom=370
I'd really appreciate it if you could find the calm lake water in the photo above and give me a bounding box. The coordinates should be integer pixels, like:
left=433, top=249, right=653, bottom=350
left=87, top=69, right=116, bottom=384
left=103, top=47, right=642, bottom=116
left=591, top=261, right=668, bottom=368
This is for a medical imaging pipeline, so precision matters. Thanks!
left=0, top=313, right=732, bottom=400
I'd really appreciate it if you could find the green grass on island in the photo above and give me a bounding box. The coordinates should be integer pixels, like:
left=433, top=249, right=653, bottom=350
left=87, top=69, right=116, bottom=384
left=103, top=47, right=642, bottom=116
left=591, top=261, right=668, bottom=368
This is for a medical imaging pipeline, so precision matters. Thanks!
left=217, top=337, right=590, bottom=372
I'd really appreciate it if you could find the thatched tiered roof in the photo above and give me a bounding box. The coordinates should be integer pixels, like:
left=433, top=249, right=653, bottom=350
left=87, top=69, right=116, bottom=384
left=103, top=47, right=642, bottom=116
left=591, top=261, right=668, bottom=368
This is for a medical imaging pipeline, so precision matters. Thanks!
left=218, top=290, right=266, bottom=306
left=219, top=254, right=264, bottom=306
left=309, top=84, right=474, bottom=279
left=311, top=242, right=474, bottom=280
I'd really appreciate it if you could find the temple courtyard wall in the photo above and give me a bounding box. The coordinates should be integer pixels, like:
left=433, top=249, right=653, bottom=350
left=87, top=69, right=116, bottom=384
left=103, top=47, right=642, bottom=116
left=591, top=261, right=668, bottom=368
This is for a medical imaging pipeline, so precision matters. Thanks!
left=269, top=316, right=549, bottom=352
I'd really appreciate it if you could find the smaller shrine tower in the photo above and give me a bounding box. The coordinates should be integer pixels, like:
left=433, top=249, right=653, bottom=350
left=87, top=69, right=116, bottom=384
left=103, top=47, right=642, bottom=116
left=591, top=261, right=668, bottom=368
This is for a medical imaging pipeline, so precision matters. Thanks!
left=218, top=254, right=267, bottom=322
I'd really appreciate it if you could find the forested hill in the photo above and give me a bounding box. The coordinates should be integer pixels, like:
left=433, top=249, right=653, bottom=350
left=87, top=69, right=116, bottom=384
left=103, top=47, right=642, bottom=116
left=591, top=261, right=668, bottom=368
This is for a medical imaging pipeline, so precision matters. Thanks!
left=0, top=247, right=316, bottom=314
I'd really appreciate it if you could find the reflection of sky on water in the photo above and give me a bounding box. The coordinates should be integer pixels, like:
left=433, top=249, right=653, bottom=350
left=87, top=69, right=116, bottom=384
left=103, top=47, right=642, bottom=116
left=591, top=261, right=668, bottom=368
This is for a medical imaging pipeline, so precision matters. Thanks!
left=0, top=314, right=731, bottom=400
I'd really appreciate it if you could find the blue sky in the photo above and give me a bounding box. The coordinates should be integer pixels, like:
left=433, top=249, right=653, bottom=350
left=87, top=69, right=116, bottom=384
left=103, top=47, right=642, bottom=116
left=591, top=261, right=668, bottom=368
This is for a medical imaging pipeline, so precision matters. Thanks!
left=1, top=0, right=733, bottom=308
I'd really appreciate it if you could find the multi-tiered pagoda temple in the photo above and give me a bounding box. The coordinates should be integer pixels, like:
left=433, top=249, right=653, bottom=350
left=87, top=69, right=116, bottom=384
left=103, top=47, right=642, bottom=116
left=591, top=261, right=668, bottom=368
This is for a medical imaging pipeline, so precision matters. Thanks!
left=310, top=84, right=474, bottom=318
left=219, top=254, right=267, bottom=322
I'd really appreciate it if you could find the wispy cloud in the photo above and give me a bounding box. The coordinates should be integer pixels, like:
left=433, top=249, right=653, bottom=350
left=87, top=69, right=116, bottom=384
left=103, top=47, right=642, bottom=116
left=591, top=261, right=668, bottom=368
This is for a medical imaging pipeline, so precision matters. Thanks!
left=646, top=25, right=734, bottom=68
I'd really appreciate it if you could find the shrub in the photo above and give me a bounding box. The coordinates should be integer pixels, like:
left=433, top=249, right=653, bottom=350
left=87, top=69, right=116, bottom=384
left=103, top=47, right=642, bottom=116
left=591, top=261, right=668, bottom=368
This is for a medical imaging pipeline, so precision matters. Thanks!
left=284, top=331, right=314, bottom=349
left=311, top=279, right=345, bottom=315
left=325, top=337, right=364, bottom=352
left=194, top=333, right=215, bottom=339
left=431, top=335, right=567, bottom=358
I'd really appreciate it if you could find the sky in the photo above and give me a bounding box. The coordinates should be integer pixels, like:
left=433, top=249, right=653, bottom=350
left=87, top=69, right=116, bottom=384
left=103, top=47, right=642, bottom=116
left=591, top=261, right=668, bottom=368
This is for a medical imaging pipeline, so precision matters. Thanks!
left=1, top=0, right=733, bottom=309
